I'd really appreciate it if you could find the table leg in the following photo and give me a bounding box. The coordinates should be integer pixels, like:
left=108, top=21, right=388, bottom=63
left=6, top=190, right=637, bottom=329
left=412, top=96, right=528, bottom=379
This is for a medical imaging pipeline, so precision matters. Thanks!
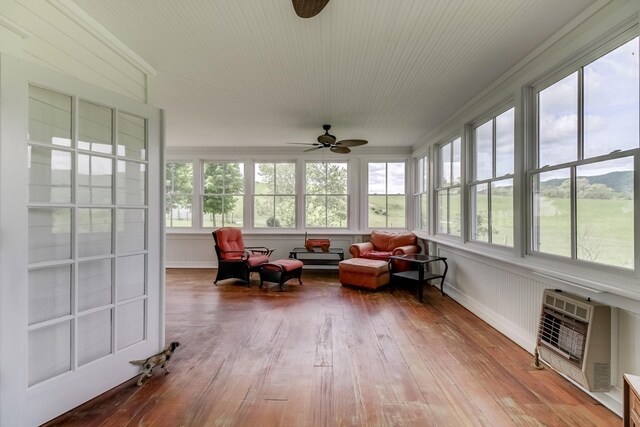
left=440, top=260, right=448, bottom=296
left=418, top=263, right=424, bottom=302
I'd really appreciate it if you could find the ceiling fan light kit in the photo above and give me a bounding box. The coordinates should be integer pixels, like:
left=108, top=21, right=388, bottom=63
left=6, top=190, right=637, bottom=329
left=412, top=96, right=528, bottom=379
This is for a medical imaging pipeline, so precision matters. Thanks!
left=289, top=124, right=368, bottom=154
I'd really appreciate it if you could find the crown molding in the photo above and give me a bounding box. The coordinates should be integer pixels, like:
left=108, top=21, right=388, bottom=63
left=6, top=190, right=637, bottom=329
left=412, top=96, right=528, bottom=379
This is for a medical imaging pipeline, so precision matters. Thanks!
left=0, top=14, right=32, bottom=39
left=47, top=0, right=156, bottom=76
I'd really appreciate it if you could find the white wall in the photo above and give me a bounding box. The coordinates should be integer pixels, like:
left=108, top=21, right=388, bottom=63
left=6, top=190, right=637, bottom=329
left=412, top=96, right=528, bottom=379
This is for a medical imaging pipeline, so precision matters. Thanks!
left=0, top=0, right=153, bottom=101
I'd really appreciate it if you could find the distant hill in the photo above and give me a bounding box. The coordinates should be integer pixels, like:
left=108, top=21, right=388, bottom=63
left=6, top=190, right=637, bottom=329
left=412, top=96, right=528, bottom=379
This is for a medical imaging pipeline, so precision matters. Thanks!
left=541, top=170, right=633, bottom=193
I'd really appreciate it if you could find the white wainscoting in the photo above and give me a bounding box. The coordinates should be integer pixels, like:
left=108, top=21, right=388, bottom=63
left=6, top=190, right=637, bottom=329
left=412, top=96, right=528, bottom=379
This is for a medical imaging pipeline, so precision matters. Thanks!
left=435, top=245, right=640, bottom=416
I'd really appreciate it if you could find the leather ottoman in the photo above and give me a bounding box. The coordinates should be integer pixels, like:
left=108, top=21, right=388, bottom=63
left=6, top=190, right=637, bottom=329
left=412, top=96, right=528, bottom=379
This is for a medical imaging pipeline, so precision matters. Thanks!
left=338, top=258, right=390, bottom=290
left=259, top=259, right=304, bottom=291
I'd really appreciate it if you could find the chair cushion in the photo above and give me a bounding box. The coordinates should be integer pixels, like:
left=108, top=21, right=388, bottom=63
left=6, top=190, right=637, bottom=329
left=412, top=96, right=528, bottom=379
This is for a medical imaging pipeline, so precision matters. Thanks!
left=263, top=259, right=304, bottom=272
left=370, top=230, right=417, bottom=251
left=215, top=227, right=246, bottom=259
left=246, top=254, right=269, bottom=268
left=360, top=250, right=392, bottom=261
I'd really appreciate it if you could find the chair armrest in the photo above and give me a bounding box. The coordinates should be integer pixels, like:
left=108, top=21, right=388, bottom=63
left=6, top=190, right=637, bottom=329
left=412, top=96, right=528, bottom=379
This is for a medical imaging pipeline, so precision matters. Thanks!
left=220, top=249, right=249, bottom=261
left=349, top=242, right=374, bottom=258
left=392, top=245, right=422, bottom=256
left=246, top=246, right=274, bottom=257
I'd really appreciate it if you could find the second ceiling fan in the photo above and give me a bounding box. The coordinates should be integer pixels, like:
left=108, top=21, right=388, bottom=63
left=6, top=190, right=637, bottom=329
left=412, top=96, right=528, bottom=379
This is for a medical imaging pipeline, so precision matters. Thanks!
left=289, top=125, right=368, bottom=154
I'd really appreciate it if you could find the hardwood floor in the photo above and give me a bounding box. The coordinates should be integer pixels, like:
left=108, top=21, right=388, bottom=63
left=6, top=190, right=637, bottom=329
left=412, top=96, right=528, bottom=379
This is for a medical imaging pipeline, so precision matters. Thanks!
left=47, top=269, right=620, bottom=426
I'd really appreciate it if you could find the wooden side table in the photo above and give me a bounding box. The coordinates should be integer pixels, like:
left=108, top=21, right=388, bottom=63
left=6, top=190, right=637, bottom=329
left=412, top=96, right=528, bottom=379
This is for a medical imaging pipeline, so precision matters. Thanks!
left=625, top=374, right=640, bottom=427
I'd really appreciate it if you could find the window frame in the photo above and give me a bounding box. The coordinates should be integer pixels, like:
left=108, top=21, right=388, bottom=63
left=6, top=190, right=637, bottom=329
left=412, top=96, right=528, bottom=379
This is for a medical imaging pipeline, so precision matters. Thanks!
left=201, top=160, right=245, bottom=229
left=303, top=161, right=350, bottom=229
left=527, top=32, right=639, bottom=274
left=253, top=161, right=297, bottom=229
left=436, top=136, right=462, bottom=237
left=414, top=154, right=429, bottom=232
left=469, top=106, right=515, bottom=247
left=365, top=161, right=408, bottom=230
left=165, top=161, right=194, bottom=229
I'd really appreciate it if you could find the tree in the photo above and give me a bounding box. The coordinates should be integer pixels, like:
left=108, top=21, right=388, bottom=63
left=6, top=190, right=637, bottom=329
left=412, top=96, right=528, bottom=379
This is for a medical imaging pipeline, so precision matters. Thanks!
left=203, top=163, right=244, bottom=227
left=305, top=162, right=348, bottom=227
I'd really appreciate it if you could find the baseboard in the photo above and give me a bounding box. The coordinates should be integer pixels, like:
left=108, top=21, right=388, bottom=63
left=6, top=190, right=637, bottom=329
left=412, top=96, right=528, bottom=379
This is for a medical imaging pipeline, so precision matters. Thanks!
left=165, top=261, right=215, bottom=269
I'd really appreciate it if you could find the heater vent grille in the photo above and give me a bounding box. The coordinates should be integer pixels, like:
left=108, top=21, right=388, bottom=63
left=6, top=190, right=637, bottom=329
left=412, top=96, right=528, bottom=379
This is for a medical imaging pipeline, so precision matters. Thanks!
left=537, top=289, right=610, bottom=392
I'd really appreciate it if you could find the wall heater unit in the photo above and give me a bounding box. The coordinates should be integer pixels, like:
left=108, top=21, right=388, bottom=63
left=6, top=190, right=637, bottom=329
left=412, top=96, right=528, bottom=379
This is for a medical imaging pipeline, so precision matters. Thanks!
left=537, top=289, right=611, bottom=392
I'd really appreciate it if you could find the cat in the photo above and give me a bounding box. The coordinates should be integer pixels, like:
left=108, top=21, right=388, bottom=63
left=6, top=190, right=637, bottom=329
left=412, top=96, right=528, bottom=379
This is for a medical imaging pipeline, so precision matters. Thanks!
left=130, top=341, right=181, bottom=386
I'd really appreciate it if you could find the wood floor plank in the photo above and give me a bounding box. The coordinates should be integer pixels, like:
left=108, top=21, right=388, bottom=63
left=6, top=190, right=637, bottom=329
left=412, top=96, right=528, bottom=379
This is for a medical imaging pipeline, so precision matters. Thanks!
left=45, top=269, right=621, bottom=427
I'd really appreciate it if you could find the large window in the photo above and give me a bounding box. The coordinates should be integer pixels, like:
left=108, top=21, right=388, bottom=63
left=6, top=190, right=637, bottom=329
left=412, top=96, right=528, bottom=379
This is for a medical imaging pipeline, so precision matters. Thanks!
left=165, top=162, right=193, bottom=228
left=254, top=162, right=295, bottom=228
left=436, top=137, right=461, bottom=236
left=367, top=162, right=406, bottom=228
left=202, top=162, right=244, bottom=228
left=470, top=108, right=515, bottom=246
left=532, top=36, right=638, bottom=269
left=415, top=155, right=429, bottom=231
left=305, top=162, right=348, bottom=228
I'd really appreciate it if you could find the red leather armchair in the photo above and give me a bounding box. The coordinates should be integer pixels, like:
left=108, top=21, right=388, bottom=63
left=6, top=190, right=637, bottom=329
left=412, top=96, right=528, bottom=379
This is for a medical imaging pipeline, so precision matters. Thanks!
left=349, top=230, right=421, bottom=261
left=212, top=227, right=272, bottom=286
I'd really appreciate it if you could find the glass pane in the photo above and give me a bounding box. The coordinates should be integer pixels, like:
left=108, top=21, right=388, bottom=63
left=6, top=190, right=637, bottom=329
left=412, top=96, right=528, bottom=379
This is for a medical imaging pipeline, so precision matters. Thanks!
left=368, top=195, right=387, bottom=227
left=28, top=321, right=71, bottom=386
left=29, top=147, right=72, bottom=203
left=419, top=193, right=428, bottom=230
left=222, top=163, right=244, bottom=193
left=28, top=266, right=71, bottom=325
left=440, top=143, right=451, bottom=186
left=202, top=195, right=222, bottom=228
left=274, top=195, right=295, bottom=227
left=496, top=108, right=515, bottom=176
left=449, top=187, right=461, bottom=236
left=305, top=163, right=326, bottom=193
left=327, top=195, right=348, bottom=228
left=532, top=169, right=571, bottom=257
left=78, top=208, right=112, bottom=258
left=539, top=72, right=578, bottom=167
left=255, top=163, right=274, bottom=195
left=368, top=163, right=386, bottom=194
left=203, top=162, right=223, bottom=194
left=305, top=195, right=325, bottom=227
left=118, top=112, right=146, bottom=160
left=584, top=38, right=639, bottom=158
left=117, top=300, right=145, bottom=350
left=452, top=138, right=462, bottom=185
left=78, top=100, right=112, bottom=154
left=491, top=179, right=514, bottom=247
left=78, top=155, right=113, bottom=205
left=437, top=190, right=448, bottom=234
left=166, top=195, right=192, bottom=228
left=78, top=259, right=112, bottom=311
left=117, top=160, right=146, bottom=206
left=475, top=121, right=493, bottom=181
left=576, top=157, right=634, bottom=268
left=387, top=195, right=406, bottom=228
left=117, top=254, right=145, bottom=301
left=254, top=195, right=274, bottom=228
left=78, top=310, right=112, bottom=366
left=166, top=163, right=193, bottom=194
left=224, top=195, right=243, bottom=227
left=328, top=163, right=348, bottom=194
left=387, top=163, right=405, bottom=194
left=276, top=163, right=296, bottom=194
left=117, top=209, right=145, bottom=252
left=28, top=85, right=71, bottom=147
left=28, top=208, right=71, bottom=264
left=472, top=184, right=489, bottom=242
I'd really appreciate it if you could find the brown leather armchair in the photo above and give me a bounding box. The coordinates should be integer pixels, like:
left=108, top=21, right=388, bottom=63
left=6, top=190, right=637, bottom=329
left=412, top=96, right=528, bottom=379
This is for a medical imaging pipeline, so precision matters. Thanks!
left=349, top=230, right=421, bottom=261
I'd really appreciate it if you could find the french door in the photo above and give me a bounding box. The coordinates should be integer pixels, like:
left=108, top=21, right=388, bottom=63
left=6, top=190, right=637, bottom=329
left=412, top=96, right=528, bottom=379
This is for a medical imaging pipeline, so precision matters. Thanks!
left=0, top=54, right=164, bottom=426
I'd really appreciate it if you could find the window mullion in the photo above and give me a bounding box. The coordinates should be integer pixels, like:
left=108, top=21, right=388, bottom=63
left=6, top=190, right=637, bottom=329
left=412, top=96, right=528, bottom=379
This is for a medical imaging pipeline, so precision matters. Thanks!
left=570, top=165, right=577, bottom=260
left=578, top=68, right=585, bottom=161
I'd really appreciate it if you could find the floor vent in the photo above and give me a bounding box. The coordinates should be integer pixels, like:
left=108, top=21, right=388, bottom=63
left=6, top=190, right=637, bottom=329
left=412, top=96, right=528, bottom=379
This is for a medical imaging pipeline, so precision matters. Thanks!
left=537, top=289, right=611, bottom=392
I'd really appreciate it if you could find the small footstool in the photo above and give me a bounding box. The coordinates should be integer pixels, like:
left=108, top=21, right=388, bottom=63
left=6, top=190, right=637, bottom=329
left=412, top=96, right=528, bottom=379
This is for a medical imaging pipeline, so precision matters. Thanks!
left=338, top=258, right=390, bottom=290
left=259, top=259, right=304, bottom=291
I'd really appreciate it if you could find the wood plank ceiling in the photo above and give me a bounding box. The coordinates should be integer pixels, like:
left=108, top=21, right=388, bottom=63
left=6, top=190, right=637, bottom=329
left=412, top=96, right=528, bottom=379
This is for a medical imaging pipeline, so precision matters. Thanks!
left=73, top=0, right=599, bottom=149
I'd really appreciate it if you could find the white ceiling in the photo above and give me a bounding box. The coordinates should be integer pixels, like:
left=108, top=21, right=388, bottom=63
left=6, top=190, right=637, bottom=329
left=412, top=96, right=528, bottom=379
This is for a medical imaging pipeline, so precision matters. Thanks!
left=73, top=0, right=598, bottom=149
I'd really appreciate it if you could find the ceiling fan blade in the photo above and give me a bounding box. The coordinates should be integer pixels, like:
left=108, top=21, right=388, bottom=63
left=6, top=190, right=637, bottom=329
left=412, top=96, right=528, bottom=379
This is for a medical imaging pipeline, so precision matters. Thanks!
left=292, top=0, right=330, bottom=18
left=330, top=146, right=351, bottom=154
left=304, top=146, right=324, bottom=152
left=337, top=139, right=368, bottom=147
left=287, top=142, right=318, bottom=146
